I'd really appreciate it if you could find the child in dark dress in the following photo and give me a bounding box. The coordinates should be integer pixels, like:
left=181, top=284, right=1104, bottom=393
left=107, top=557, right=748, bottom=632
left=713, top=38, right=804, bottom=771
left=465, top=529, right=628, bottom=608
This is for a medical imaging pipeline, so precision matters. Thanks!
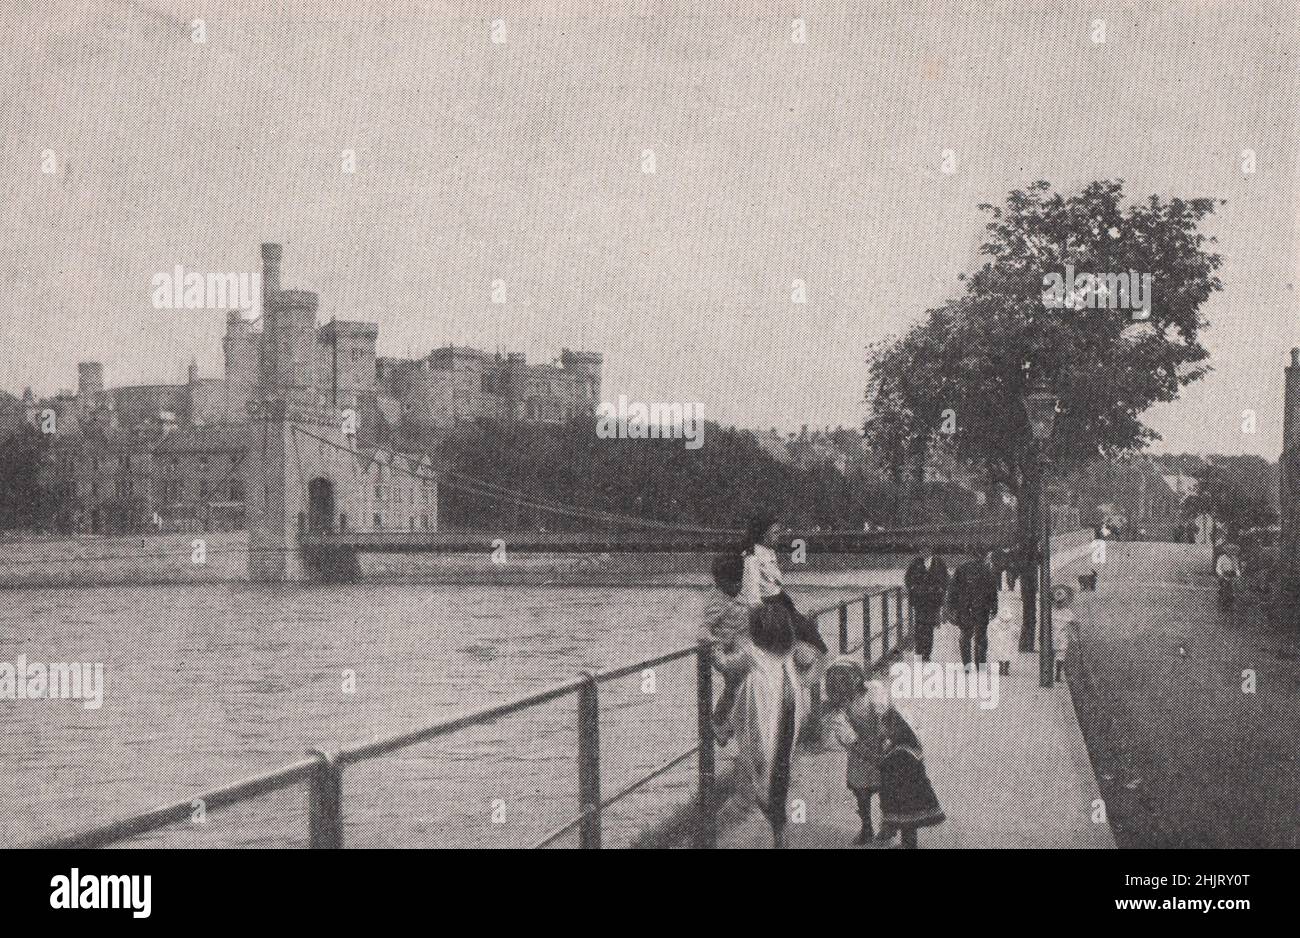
left=877, top=706, right=946, bottom=848
left=823, top=658, right=885, bottom=845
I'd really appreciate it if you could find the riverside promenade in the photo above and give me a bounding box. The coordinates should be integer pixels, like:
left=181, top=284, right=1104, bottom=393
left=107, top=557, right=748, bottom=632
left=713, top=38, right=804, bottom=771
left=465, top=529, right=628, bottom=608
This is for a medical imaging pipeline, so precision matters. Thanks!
left=715, top=541, right=1116, bottom=849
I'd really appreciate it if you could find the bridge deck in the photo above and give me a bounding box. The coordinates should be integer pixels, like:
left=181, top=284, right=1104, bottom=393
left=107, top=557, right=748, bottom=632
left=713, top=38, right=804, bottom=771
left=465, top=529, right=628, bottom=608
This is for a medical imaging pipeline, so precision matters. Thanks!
left=299, top=524, right=1019, bottom=555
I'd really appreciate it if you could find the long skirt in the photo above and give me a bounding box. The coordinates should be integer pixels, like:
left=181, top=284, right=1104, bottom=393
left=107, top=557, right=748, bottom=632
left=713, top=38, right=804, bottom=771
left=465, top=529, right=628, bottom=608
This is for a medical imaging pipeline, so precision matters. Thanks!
left=732, top=646, right=808, bottom=824
left=879, top=745, right=946, bottom=830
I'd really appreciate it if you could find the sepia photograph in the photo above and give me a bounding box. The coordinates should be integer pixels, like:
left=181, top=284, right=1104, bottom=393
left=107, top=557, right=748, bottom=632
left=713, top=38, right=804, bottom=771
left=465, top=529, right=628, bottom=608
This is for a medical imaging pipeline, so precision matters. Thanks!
left=1, top=0, right=1296, bottom=920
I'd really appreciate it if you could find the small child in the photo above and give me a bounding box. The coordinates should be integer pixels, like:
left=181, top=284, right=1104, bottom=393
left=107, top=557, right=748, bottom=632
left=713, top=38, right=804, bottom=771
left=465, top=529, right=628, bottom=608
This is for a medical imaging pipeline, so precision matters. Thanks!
left=699, top=552, right=752, bottom=745
left=823, top=658, right=886, bottom=845
left=1051, top=585, right=1078, bottom=682
left=877, top=706, right=946, bottom=848
left=987, top=606, right=1017, bottom=676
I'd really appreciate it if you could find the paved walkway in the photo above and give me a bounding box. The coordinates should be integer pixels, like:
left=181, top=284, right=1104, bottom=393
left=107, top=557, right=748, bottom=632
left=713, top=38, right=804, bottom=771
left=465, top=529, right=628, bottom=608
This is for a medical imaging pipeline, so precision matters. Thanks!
left=1068, top=542, right=1300, bottom=848
left=718, top=545, right=1116, bottom=848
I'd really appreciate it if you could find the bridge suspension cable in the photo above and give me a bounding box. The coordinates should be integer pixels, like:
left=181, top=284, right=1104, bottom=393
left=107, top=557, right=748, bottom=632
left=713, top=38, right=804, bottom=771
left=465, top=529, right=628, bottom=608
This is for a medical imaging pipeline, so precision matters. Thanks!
left=286, top=423, right=737, bottom=535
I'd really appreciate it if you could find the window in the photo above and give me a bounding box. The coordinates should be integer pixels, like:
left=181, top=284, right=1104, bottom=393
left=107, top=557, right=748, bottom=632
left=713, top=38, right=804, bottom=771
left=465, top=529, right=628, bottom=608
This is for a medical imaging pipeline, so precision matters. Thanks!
left=373, top=513, right=382, bottom=529
left=375, top=484, right=384, bottom=501
left=351, top=348, right=361, bottom=363
left=199, top=480, right=208, bottom=500
left=230, top=480, right=244, bottom=502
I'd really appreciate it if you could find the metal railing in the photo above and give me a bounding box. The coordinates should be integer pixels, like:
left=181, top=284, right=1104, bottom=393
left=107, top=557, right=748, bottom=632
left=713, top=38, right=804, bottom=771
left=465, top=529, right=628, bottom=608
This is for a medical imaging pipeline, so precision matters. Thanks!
left=26, top=585, right=912, bottom=850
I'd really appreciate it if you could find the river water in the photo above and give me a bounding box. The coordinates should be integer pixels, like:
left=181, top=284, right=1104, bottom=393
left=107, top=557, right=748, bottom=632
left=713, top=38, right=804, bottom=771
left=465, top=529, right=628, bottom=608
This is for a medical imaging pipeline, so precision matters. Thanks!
left=0, top=561, right=909, bottom=848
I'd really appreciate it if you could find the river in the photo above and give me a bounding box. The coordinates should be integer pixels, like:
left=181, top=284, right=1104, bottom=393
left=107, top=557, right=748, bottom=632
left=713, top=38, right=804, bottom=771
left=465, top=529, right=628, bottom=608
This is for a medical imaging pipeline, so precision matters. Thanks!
left=0, top=561, right=911, bottom=848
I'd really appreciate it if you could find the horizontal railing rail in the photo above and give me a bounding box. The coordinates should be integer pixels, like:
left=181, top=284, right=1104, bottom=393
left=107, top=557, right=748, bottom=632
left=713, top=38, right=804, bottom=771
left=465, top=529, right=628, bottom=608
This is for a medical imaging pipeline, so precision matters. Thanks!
left=25, top=585, right=913, bottom=851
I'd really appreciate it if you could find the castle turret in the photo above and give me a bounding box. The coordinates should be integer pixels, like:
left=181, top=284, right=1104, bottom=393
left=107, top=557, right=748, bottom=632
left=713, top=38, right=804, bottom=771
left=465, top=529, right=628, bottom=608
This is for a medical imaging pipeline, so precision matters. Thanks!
left=256, top=243, right=319, bottom=401
left=261, top=242, right=282, bottom=299
left=560, top=348, right=603, bottom=401
left=78, top=361, right=104, bottom=397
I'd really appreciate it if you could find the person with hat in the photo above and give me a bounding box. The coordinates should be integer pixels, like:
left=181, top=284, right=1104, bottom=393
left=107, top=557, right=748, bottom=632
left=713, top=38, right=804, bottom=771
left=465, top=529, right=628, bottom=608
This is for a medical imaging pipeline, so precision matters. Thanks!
left=1050, top=584, right=1078, bottom=682
left=823, top=657, right=887, bottom=844
left=1215, top=542, right=1242, bottom=611
left=904, top=548, right=949, bottom=662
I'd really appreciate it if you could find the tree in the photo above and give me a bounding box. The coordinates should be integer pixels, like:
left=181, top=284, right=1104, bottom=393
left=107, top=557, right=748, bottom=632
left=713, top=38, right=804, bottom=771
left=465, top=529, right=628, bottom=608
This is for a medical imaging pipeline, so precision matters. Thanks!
left=865, top=180, right=1222, bottom=643
left=0, top=425, right=54, bottom=530
left=1182, top=457, right=1278, bottom=540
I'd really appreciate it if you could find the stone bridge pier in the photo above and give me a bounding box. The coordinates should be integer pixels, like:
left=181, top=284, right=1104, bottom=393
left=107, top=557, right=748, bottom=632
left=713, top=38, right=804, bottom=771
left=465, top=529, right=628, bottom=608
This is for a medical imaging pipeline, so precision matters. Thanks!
left=245, top=399, right=361, bottom=583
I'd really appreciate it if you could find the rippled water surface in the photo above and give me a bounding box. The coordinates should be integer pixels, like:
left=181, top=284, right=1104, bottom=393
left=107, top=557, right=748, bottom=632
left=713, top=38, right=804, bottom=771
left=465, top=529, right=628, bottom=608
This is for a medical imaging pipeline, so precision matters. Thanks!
left=0, top=565, right=902, bottom=847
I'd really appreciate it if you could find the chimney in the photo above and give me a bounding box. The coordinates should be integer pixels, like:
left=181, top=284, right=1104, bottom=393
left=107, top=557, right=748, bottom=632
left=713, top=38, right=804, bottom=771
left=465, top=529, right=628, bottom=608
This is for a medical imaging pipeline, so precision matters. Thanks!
left=1286, top=349, right=1300, bottom=453
left=188, top=357, right=199, bottom=384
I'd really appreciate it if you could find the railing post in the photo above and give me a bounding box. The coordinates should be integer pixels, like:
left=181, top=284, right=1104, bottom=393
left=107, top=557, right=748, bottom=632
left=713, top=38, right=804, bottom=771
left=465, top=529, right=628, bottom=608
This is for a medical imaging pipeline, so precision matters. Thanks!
left=838, top=603, right=849, bottom=655
left=577, top=673, right=602, bottom=849
left=695, top=644, right=717, bottom=848
left=894, top=588, right=905, bottom=646
left=307, top=748, right=343, bottom=849
left=862, top=593, right=872, bottom=667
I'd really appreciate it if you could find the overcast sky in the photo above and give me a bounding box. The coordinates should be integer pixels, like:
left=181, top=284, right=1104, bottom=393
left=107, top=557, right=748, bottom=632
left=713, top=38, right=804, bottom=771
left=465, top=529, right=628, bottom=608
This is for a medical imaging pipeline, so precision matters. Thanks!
left=2, top=0, right=1297, bottom=457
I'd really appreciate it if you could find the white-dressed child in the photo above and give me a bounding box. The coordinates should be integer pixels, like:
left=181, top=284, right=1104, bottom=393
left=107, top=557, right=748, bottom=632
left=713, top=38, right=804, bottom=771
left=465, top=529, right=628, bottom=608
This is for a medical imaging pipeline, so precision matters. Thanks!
left=1051, top=585, right=1078, bottom=682
left=987, top=606, right=1018, bottom=675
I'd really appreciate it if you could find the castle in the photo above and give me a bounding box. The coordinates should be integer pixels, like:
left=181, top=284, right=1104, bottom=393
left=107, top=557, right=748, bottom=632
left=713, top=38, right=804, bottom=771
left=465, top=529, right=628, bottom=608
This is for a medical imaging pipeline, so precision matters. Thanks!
left=19, top=243, right=603, bottom=538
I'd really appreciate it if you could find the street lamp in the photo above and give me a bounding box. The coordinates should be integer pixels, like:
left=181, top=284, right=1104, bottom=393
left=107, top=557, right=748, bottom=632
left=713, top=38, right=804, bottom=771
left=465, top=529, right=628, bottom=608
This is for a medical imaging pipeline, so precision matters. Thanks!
left=1023, top=381, right=1058, bottom=688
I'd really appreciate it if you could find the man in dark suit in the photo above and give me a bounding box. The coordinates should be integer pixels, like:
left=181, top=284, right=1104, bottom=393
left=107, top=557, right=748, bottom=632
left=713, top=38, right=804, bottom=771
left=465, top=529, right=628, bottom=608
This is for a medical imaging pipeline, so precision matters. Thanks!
left=904, top=549, right=949, bottom=662
left=947, top=551, right=1000, bottom=670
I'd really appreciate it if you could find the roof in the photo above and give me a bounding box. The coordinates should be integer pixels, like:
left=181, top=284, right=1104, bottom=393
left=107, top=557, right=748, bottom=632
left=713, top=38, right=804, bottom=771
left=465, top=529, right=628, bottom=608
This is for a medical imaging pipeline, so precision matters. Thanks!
left=152, top=423, right=248, bottom=454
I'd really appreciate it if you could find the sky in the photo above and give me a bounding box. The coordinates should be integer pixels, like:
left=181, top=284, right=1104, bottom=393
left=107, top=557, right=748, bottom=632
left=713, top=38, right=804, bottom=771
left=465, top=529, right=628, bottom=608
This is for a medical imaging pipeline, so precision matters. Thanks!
left=1, top=0, right=1297, bottom=457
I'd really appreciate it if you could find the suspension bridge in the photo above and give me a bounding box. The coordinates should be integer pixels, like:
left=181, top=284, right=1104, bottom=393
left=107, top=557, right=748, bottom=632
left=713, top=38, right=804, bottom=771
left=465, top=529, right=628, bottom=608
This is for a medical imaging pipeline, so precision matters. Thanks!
left=273, top=422, right=1019, bottom=581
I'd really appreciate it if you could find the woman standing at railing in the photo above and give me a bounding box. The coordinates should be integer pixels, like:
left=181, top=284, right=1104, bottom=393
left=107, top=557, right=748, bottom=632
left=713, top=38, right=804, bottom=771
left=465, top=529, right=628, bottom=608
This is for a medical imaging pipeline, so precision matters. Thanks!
left=729, top=597, right=809, bottom=848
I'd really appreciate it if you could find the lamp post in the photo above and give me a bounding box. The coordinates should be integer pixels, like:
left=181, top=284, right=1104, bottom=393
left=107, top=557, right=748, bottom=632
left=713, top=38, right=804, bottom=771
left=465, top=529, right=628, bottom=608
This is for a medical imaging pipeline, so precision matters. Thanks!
left=1023, top=381, right=1058, bottom=688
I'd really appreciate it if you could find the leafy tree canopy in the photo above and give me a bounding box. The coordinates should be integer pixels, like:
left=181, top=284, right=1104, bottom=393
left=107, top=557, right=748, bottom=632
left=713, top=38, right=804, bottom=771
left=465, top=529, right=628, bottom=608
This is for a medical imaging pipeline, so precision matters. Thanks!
left=865, top=179, right=1222, bottom=495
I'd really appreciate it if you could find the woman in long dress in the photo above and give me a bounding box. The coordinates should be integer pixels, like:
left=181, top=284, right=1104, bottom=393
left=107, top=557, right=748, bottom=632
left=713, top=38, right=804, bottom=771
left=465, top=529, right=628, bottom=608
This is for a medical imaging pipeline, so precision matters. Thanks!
left=729, top=600, right=809, bottom=848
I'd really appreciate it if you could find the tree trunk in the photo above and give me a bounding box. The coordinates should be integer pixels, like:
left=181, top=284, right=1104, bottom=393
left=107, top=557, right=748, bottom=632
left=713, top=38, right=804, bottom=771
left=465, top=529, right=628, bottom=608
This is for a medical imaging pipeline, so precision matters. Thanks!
left=1018, top=467, right=1039, bottom=652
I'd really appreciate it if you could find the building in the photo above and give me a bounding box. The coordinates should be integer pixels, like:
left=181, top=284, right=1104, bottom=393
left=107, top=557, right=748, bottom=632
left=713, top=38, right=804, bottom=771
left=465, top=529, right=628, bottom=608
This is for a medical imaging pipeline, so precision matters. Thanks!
left=34, top=243, right=434, bottom=536
left=377, top=345, right=602, bottom=428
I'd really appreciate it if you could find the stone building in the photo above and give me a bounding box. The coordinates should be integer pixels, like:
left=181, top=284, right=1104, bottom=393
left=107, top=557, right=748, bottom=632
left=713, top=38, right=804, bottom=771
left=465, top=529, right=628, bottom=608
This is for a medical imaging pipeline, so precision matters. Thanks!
left=377, top=345, right=602, bottom=428
left=35, top=243, right=434, bottom=537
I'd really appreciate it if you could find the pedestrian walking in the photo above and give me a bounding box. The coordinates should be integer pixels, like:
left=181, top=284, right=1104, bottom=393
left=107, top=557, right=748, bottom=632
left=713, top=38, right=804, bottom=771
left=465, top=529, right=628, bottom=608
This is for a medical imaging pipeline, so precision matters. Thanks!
left=946, top=551, right=1000, bottom=670
left=904, top=549, right=948, bottom=662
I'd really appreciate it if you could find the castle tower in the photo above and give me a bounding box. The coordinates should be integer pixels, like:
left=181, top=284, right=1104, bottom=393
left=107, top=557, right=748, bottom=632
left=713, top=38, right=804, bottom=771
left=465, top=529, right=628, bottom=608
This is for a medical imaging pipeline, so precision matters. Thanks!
left=246, top=243, right=336, bottom=582
left=78, top=361, right=104, bottom=397
left=560, top=348, right=603, bottom=402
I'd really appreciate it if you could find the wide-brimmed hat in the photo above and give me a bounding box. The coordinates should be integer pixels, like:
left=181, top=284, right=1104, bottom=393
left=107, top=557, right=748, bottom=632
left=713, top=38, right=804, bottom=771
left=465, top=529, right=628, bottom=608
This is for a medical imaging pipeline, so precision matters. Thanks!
left=1052, top=584, right=1076, bottom=607
left=824, top=656, right=865, bottom=700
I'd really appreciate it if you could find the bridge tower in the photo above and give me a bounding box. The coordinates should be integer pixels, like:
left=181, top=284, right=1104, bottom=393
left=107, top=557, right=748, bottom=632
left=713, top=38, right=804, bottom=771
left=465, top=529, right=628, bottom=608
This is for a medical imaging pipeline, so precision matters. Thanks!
left=246, top=243, right=359, bottom=582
